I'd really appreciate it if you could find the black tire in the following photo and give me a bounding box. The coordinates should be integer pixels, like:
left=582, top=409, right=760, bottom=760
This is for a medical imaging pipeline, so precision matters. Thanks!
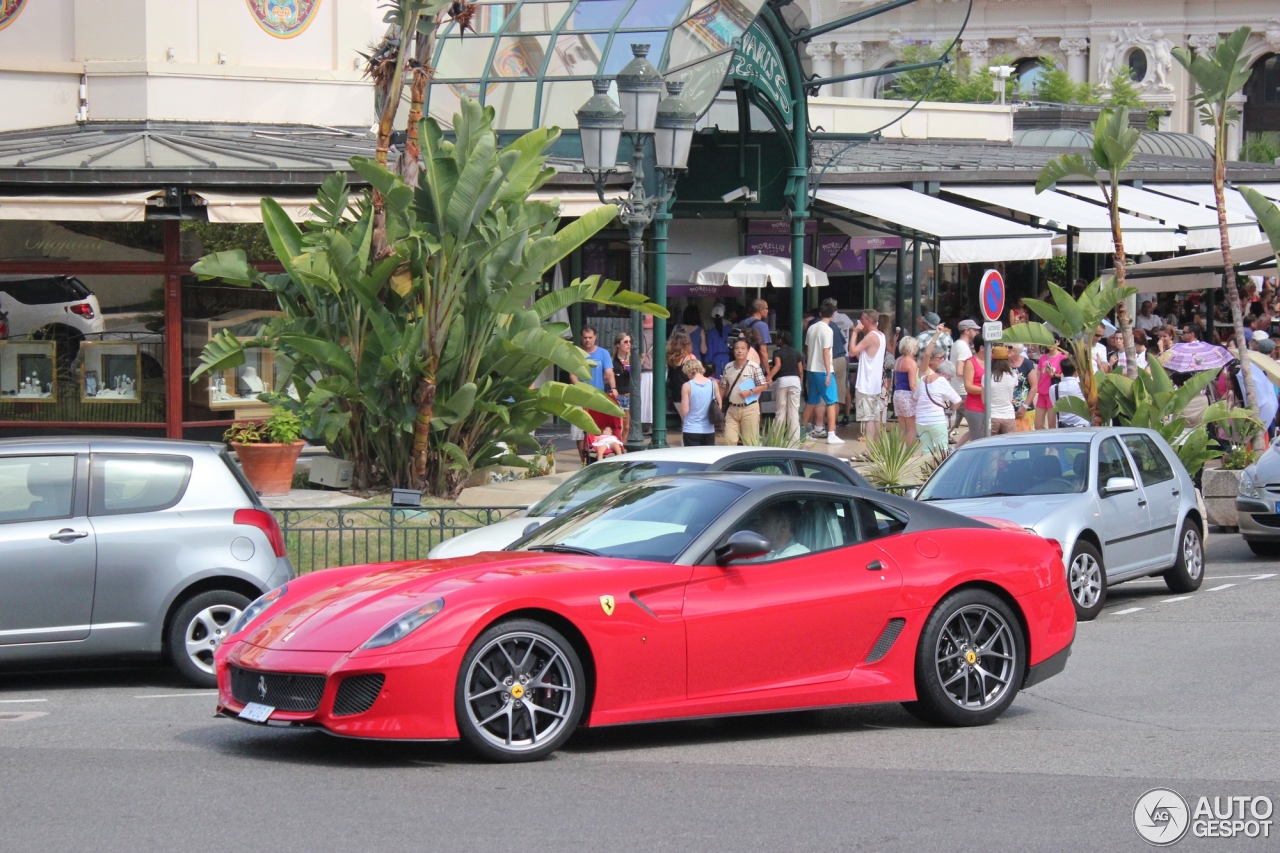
left=903, top=588, right=1026, bottom=727
left=1164, top=520, right=1205, bottom=593
left=167, top=590, right=250, bottom=688
left=1246, top=539, right=1280, bottom=558
left=1067, top=540, right=1106, bottom=621
left=455, top=619, right=586, bottom=762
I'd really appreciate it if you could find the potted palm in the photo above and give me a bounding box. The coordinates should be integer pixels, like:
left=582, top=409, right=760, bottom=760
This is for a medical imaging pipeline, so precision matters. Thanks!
left=226, top=407, right=306, bottom=497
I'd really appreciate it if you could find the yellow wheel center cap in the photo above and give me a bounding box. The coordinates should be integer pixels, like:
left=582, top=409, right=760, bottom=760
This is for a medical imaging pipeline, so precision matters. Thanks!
left=965, top=651, right=978, bottom=665
left=510, top=684, right=525, bottom=699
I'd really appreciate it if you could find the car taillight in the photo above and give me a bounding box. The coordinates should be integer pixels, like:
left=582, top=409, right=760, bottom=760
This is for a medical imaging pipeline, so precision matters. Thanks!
left=69, top=302, right=95, bottom=318
left=1046, top=538, right=1064, bottom=561
left=234, top=508, right=287, bottom=558
left=0, top=320, right=7, bottom=338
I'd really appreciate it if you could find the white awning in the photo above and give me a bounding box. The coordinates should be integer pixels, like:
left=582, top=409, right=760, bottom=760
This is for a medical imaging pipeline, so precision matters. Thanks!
left=942, top=184, right=1180, bottom=255
left=1142, top=183, right=1262, bottom=220
left=192, top=192, right=319, bottom=223
left=0, top=190, right=163, bottom=222
left=816, top=187, right=1053, bottom=264
left=1118, top=241, right=1278, bottom=293
left=1056, top=184, right=1262, bottom=251
left=527, top=190, right=611, bottom=218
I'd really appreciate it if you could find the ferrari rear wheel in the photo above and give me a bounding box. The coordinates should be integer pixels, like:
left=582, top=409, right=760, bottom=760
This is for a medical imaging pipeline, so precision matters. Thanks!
left=904, top=589, right=1025, bottom=727
left=455, top=619, right=585, bottom=762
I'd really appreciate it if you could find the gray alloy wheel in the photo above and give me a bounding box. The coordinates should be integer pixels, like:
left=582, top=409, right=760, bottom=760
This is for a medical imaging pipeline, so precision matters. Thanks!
left=456, top=619, right=586, bottom=762
left=1164, top=521, right=1204, bottom=593
left=1067, top=540, right=1106, bottom=621
left=167, top=589, right=250, bottom=688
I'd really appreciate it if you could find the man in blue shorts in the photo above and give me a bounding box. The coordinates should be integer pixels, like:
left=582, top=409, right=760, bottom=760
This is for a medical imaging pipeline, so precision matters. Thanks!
left=802, top=301, right=842, bottom=444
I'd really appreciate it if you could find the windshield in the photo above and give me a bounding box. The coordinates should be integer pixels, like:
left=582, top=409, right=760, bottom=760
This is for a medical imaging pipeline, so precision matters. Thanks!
left=918, top=442, right=1091, bottom=501
left=515, top=479, right=747, bottom=563
left=527, top=460, right=711, bottom=517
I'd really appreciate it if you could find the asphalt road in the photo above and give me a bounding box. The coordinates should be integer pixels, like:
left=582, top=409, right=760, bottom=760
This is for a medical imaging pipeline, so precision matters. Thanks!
left=1, top=534, right=1277, bottom=853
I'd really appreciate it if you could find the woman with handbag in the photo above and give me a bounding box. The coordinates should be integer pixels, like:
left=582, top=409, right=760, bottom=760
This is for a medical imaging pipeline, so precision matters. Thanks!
left=719, top=337, right=767, bottom=445
left=677, top=360, right=721, bottom=446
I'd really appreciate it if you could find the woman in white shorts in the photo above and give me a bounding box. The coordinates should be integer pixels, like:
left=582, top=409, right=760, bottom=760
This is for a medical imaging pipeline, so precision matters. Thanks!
left=892, top=337, right=919, bottom=444
left=914, top=349, right=961, bottom=455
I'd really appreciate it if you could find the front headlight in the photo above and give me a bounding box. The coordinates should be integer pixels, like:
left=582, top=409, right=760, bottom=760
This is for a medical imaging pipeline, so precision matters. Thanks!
left=361, top=598, right=444, bottom=650
left=1239, top=468, right=1260, bottom=500
left=229, top=584, right=288, bottom=636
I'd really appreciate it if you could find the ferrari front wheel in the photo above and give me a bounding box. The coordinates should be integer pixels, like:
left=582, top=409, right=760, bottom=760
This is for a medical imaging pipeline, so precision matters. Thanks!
left=904, top=589, right=1025, bottom=727
left=455, top=619, right=586, bottom=762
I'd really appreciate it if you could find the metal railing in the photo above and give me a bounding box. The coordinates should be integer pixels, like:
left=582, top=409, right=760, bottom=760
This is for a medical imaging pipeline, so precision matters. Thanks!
left=274, top=506, right=526, bottom=574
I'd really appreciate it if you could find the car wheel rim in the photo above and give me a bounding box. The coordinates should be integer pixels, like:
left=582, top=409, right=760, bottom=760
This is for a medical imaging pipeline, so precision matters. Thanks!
left=185, top=605, right=241, bottom=675
left=1069, top=553, right=1102, bottom=608
left=935, top=604, right=1017, bottom=711
left=464, top=632, right=575, bottom=753
left=1183, top=530, right=1203, bottom=580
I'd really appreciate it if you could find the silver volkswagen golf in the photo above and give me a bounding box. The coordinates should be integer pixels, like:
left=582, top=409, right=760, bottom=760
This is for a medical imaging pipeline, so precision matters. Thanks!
left=916, top=428, right=1204, bottom=620
left=0, top=437, right=293, bottom=686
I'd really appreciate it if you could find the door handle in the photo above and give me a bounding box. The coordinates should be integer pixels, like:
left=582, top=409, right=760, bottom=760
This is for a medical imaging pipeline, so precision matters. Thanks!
left=49, top=529, right=88, bottom=542
left=866, top=560, right=884, bottom=572
left=1137, top=500, right=1147, bottom=507
left=1172, top=489, right=1180, bottom=497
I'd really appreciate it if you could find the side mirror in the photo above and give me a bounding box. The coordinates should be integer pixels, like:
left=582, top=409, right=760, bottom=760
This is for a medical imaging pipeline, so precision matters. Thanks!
left=1102, top=476, right=1137, bottom=495
left=906, top=487, right=919, bottom=500
left=522, top=521, right=542, bottom=536
left=714, top=530, right=772, bottom=566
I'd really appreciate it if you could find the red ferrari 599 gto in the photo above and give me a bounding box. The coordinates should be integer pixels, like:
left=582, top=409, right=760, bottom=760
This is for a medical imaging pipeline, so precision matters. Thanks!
left=215, top=474, right=1075, bottom=761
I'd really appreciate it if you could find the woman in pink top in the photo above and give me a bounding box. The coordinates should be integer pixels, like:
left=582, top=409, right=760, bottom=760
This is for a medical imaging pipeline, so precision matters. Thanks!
left=1035, top=347, right=1067, bottom=430
left=957, top=354, right=985, bottom=446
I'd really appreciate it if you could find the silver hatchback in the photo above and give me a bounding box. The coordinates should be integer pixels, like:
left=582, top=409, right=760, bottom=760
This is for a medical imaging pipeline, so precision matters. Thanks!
left=0, top=437, right=293, bottom=685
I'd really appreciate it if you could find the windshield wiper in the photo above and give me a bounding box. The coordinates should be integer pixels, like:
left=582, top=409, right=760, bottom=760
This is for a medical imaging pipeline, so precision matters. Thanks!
left=526, top=544, right=602, bottom=557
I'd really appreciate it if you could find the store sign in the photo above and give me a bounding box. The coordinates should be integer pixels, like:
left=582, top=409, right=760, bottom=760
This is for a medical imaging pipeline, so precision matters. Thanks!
left=744, top=235, right=814, bottom=260
left=817, top=237, right=865, bottom=273
left=0, top=0, right=28, bottom=32
left=730, top=22, right=792, bottom=130
left=246, top=0, right=321, bottom=39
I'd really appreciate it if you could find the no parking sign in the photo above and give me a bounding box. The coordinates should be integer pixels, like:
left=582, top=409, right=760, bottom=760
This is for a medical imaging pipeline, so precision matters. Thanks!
left=980, top=269, right=1005, bottom=323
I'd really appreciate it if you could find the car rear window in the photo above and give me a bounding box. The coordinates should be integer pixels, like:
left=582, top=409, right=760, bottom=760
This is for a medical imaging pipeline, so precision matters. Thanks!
left=90, top=454, right=192, bottom=516
left=0, top=277, right=91, bottom=305
left=0, top=455, right=76, bottom=524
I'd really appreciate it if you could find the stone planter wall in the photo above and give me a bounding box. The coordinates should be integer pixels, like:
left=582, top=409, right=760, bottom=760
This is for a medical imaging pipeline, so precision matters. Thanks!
left=1201, top=466, right=1243, bottom=531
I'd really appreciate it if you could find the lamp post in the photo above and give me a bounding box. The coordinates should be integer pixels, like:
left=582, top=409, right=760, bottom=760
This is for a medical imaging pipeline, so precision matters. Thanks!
left=576, top=45, right=694, bottom=452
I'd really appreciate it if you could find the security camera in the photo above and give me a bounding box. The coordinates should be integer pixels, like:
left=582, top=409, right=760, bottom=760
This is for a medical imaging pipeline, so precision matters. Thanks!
left=721, top=186, right=758, bottom=203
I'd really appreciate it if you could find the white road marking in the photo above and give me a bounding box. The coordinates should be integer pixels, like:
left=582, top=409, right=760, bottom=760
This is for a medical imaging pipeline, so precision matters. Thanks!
left=134, top=692, right=219, bottom=700
left=1111, top=607, right=1144, bottom=615
left=1207, top=584, right=1236, bottom=592
left=1161, top=596, right=1193, bottom=603
left=0, top=699, right=47, bottom=704
left=1253, top=573, right=1277, bottom=580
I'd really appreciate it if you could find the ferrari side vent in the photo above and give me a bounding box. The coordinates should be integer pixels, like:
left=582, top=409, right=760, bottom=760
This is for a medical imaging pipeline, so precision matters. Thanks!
left=332, top=673, right=386, bottom=717
left=864, top=618, right=907, bottom=663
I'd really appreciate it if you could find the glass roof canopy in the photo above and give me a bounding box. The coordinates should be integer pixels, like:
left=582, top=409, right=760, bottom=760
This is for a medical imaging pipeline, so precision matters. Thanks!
left=425, top=0, right=770, bottom=131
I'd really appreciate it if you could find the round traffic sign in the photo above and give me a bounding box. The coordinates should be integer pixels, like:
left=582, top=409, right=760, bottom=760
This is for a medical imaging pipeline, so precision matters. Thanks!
left=980, top=269, right=1005, bottom=323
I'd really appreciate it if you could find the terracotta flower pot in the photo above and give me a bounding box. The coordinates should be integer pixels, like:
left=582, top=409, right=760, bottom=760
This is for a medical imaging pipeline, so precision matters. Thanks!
left=231, top=441, right=305, bottom=497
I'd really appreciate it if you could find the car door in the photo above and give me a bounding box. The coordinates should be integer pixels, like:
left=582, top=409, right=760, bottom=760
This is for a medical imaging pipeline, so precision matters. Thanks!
left=1121, top=433, right=1182, bottom=567
left=682, top=493, right=903, bottom=699
left=0, top=453, right=97, bottom=645
left=1094, top=436, right=1151, bottom=575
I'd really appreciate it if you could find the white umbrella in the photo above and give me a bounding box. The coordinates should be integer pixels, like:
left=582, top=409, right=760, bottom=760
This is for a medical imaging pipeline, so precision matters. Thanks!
left=692, top=254, right=830, bottom=289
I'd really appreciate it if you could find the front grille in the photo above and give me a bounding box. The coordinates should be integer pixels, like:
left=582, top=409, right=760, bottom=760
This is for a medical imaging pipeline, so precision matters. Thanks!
left=1251, top=514, right=1280, bottom=528
left=332, top=674, right=386, bottom=717
left=865, top=618, right=907, bottom=663
left=230, top=666, right=326, bottom=712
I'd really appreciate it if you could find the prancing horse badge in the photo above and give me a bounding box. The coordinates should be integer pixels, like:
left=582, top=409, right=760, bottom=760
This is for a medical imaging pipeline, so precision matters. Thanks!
left=599, top=595, right=615, bottom=616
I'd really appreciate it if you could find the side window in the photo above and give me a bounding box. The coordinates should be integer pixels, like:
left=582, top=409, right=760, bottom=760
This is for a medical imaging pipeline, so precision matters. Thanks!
left=91, top=454, right=193, bottom=516
left=724, top=458, right=789, bottom=475
left=729, top=496, right=859, bottom=562
left=0, top=456, right=76, bottom=523
left=798, top=461, right=854, bottom=485
left=1122, top=434, right=1175, bottom=486
left=1097, top=438, right=1134, bottom=489
left=855, top=499, right=908, bottom=540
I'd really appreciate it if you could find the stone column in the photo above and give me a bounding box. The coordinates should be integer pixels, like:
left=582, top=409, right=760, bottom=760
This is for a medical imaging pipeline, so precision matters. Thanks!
left=806, top=42, right=835, bottom=96
left=1059, top=38, right=1089, bottom=82
left=835, top=40, right=865, bottom=99
left=1186, top=34, right=1218, bottom=142
left=1227, top=93, right=1246, bottom=161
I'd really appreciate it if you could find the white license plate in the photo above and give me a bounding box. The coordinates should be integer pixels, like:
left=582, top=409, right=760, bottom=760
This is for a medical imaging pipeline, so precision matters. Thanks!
left=238, top=702, right=275, bottom=723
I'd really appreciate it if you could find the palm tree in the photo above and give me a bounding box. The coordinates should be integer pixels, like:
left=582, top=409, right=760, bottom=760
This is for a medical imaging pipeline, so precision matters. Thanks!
left=1035, top=107, right=1143, bottom=378
left=1173, top=27, right=1257, bottom=412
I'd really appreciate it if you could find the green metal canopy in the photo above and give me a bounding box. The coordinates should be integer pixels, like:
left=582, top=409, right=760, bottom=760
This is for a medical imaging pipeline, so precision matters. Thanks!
left=425, top=0, right=772, bottom=131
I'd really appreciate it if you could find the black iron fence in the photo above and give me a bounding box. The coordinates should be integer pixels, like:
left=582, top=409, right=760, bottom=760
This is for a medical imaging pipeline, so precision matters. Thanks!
left=274, top=506, right=526, bottom=574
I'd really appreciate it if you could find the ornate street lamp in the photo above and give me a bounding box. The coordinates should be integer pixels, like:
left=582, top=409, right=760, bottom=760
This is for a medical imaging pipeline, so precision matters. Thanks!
left=576, top=47, right=692, bottom=452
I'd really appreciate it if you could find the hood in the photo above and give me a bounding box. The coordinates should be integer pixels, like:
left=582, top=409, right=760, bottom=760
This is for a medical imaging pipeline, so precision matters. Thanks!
left=1254, top=446, right=1280, bottom=485
left=928, top=495, right=1077, bottom=529
left=427, top=516, right=545, bottom=559
left=242, top=552, right=593, bottom=652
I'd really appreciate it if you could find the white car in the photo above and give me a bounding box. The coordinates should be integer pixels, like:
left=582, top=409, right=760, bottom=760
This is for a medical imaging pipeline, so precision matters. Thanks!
left=0, top=275, right=105, bottom=344
left=428, top=446, right=872, bottom=559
